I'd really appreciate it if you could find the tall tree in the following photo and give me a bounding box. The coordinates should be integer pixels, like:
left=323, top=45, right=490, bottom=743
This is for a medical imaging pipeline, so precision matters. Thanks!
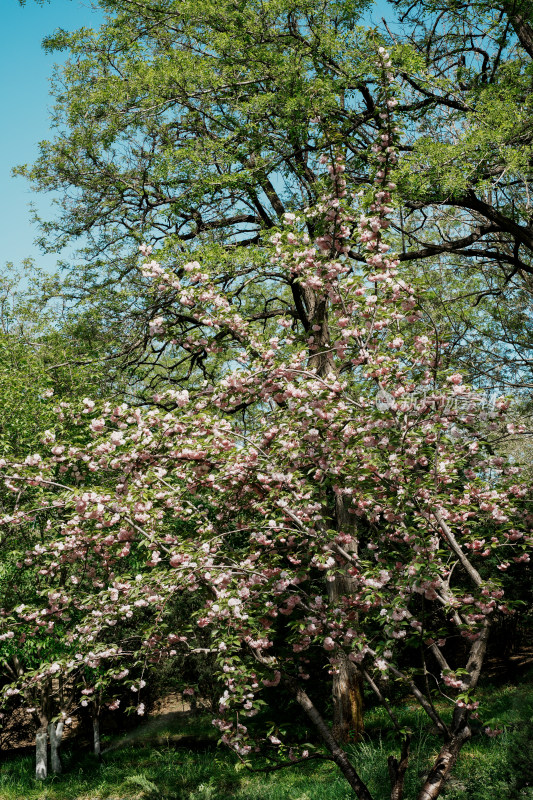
left=2, top=100, right=531, bottom=798
left=14, top=0, right=533, bottom=746
left=17, top=0, right=533, bottom=391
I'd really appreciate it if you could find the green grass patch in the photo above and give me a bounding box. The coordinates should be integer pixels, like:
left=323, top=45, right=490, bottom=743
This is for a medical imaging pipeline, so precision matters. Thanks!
left=1, top=676, right=532, bottom=800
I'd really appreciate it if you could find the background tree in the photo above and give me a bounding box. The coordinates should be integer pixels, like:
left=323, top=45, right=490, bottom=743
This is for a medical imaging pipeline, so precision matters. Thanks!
left=389, top=0, right=533, bottom=390
left=13, top=0, right=413, bottom=397
left=16, top=0, right=533, bottom=394
left=0, top=263, right=127, bottom=777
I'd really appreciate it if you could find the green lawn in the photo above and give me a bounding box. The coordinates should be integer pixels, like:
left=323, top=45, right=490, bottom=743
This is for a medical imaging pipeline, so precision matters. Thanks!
left=1, top=676, right=532, bottom=800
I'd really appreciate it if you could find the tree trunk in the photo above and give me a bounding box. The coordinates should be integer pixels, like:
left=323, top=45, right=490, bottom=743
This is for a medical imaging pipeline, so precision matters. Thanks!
left=417, top=726, right=471, bottom=800
left=328, top=495, right=364, bottom=742
left=49, top=720, right=64, bottom=775
left=331, top=656, right=364, bottom=742
left=418, top=616, right=492, bottom=800
left=305, top=279, right=364, bottom=742
left=35, top=724, right=48, bottom=780
left=388, top=734, right=411, bottom=800
left=190, top=693, right=198, bottom=715
left=293, top=682, right=374, bottom=800
left=93, top=715, right=101, bottom=758
left=505, top=2, right=533, bottom=59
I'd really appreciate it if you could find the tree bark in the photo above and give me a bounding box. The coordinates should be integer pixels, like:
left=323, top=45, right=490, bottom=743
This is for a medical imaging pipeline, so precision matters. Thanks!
left=93, top=715, right=101, bottom=758
left=388, top=734, right=411, bottom=800
left=417, top=726, right=471, bottom=800
left=34, top=677, right=52, bottom=780
left=417, top=618, right=492, bottom=800
left=330, top=655, right=364, bottom=742
left=35, top=724, right=48, bottom=780
left=328, top=495, right=364, bottom=742
left=504, top=1, right=533, bottom=59
left=307, top=276, right=363, bottom=742
left=49, top=720, right=64, bottom=775
left=292, top=682, right=374, bottom=800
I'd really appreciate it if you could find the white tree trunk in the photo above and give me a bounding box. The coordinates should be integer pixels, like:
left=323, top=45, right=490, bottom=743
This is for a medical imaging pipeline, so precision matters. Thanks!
left=93, top=716, right=101, bottom=757
left=35, top=725, right=48, bottom=780
left=49, top=720, right=64, bottom=774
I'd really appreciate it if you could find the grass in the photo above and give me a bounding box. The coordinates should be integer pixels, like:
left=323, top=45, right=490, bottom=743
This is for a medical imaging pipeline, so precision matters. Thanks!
left=1, top=676, right=532, bottom=800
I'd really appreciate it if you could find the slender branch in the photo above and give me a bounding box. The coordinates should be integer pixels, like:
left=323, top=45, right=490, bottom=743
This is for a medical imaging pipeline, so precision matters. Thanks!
left=362, top=669, right=403, bottom=733
left=431, top=510, right=483, bottom=588
left=366, top=649, right=449, bottom=737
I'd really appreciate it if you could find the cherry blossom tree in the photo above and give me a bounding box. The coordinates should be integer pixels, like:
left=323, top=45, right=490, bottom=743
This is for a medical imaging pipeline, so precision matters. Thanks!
left=0, top=51, right=531, bottom=799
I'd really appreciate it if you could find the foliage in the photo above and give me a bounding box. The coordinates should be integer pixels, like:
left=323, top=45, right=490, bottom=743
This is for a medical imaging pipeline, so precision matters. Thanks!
left=389, top=0, right=533, bottom=389
left=12, top=0, right=533, bottom=391
left=0, top=263, right=129, bottom=759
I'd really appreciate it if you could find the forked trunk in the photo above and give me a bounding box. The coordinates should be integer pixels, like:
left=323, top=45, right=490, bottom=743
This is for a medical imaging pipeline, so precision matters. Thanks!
left=418, top=617, right=491, bottom=800
left=388, top=734, right=411, bottom=800
left=49, top=720, right=64, bottom=774
left=417, top=726, right=471, bottom=800
left=35, top=724, right=48, bottom=780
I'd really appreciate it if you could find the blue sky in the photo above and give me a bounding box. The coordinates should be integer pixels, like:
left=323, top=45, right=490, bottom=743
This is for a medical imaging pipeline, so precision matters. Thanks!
left=1, top=0, right=101, bottom=275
